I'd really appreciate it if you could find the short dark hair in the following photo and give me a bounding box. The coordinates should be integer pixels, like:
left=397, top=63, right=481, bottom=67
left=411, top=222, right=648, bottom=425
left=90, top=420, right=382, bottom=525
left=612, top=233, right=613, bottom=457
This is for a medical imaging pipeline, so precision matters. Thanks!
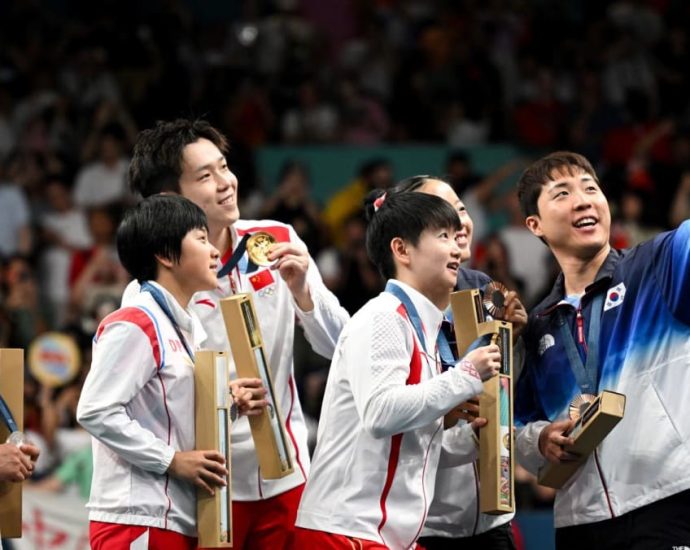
left=365, top=191, right=461, bottom=279
left=517, top=151, right=599, bottom=217
left=128, top=118, right=229, bottom=198
left=116, top=194, right=208, bottom=282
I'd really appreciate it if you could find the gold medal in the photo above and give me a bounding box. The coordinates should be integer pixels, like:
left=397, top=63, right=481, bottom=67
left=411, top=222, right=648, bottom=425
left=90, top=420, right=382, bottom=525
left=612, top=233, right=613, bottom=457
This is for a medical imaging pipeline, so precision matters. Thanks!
left=569, top=393, right=597, bottom=421
left=246, top=231, right=277, bottom=266
left=483, top=281, right=508, bottom=318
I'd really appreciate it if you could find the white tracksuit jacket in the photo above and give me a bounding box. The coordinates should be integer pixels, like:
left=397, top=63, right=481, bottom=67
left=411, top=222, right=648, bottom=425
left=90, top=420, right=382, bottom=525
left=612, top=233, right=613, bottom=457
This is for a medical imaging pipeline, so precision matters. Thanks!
left=296, top=281, right=485, bottom=550
left=122, top=219, right=349, bottom=501
left=77, top=282, right=207, bottom=536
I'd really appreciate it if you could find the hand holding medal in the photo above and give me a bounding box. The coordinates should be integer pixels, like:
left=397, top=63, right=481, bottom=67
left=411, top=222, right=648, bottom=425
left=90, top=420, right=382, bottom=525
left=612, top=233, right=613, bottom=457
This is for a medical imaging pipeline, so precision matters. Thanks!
left=483, top=281, right=509, bottom=318
left=246, top=232, right=278, bottom=267
left=569, top=393, right=597, bottom=421
left=483, top=281, right=527, bottom=339
left=248, top=231, right=313, bottom=310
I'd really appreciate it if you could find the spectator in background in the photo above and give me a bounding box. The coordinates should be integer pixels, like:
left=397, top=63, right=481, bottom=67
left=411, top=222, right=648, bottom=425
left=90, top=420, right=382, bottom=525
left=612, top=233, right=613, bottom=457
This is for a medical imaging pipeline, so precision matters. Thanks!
left=0, top=156, right=33, bottom=260
left=30, top=443, right=93, bottom=501
left=0, top=89, right=16, bottom=158
left=444, top=101, right=490, bottom=147
left=79, top=100, right=137, bottom=164
left=497, top=191, right=554, bottom=307
left=339, top=79, right=389, bottom=144
left=609, top=187, right=661, bottom=248
left=322, top=157, right=393, bottom=248
left=472, top=233, right=525, bottom=299
left=39, top=176, right=92, bottom=326
left=72, top=123, right=131, bottom=208
left=320, top=213, right=383, bottom=315
left=445, top=151, right=526, bottom=249
left=69, top=206, right=129, bottom=311
left=670, top=171, right=690, bottom=228
left=260, top=161, right=326, bottom=254
left=0, top=256, right=49, bottom=349
left=282, top=80, right=339, bottom=143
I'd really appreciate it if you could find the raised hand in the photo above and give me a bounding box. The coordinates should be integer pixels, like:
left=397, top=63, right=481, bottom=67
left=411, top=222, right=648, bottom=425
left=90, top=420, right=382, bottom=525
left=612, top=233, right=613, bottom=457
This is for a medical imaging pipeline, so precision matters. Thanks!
left=500, top=290, right=528, bottom=339
left=268, top=242, right=313, bottom=311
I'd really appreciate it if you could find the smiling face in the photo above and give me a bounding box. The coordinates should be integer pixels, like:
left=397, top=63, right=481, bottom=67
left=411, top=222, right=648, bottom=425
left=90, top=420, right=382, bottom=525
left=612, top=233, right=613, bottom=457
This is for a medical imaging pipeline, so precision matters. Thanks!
left=526, top=167, right=611, bottom=260
left=417, top=178, right=474, bottom=261
left=178, top=138, right=239, bottom=231
left=403, top=226, right=462, bottom=307
left=174, top=227, right=220, bottom=296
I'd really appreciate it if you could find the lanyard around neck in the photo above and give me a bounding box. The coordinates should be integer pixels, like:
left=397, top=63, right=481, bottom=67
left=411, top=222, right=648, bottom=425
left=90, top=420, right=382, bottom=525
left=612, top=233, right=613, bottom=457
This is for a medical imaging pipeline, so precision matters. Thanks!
left=218, top=233, right=251, bottom=278
left=141, top=282, right=195, bottom=361
left=557, top=292, right=604, bottom=395
left=0, top=394, right=19, bottom=433
left=384, top=282, right=455, bottom=368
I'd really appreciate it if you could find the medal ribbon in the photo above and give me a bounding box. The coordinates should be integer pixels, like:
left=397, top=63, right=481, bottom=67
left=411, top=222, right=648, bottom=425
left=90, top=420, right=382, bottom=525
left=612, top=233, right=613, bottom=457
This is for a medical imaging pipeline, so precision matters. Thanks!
left=385, top=282, right=455, bottom=368
left=218, top=233, right=251, bottom=278
left=0, top=393, right=19, bottom=433
left=141, top=282, right=195, bottom=361
left=557, top=293, right=604, bottom=395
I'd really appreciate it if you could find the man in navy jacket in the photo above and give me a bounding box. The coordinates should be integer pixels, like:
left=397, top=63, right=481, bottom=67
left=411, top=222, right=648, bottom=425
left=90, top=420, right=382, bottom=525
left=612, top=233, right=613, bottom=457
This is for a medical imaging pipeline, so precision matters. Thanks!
left=514, top=151, right=690, bottom=549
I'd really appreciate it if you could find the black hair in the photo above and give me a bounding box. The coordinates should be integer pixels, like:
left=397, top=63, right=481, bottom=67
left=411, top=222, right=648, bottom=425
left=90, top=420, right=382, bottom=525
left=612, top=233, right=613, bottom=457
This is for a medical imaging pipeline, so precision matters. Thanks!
left=116, top=194, right=209, bottom=283
left=128, top=118, right=229, bottom=198
left=390, top=174, right=449, bottom=195
left=364, top=191, right=461, bottom=279
left=517, top=151, right=600, bottom=218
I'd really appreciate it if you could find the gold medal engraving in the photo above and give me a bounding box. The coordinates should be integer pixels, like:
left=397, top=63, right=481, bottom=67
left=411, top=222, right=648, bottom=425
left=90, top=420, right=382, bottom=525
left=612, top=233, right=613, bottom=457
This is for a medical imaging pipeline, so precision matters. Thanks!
left=246, top=232, right=277, bottom=266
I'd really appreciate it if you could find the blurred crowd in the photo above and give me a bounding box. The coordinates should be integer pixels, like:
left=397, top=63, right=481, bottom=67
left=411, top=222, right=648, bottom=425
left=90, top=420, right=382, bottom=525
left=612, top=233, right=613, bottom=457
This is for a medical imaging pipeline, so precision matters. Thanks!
left=2, top=0, right=690, bottom=517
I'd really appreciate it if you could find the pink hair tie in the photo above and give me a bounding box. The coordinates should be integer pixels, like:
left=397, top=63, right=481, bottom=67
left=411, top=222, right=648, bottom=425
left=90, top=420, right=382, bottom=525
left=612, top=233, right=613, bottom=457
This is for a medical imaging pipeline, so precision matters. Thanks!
left=373, top=192, right=387, bottom=212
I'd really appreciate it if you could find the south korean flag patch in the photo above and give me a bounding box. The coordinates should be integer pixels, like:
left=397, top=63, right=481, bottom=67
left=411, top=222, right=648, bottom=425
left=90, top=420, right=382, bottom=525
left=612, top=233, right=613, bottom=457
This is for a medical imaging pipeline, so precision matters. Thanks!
left=604, top=282, right=626, bottom=312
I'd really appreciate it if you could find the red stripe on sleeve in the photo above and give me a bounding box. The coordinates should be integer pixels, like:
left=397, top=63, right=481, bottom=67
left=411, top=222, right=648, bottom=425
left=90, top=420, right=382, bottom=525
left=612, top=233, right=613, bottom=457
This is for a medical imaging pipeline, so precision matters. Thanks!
left=95, top=307, right=162, bottom=367
left=377, top=308, right=423, bottom=542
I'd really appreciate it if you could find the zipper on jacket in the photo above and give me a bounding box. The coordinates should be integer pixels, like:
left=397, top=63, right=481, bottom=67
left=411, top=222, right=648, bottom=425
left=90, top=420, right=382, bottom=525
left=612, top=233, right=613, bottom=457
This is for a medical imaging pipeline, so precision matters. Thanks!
left=593, top=448, right=615, bottom=518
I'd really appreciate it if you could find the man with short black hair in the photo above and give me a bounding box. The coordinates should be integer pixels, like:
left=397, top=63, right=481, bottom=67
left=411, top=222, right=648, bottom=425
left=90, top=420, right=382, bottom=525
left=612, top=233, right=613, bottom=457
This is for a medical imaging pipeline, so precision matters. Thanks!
left=515, top=151, right=690, bottom=549
left=125, top=119, right=349, bottom=549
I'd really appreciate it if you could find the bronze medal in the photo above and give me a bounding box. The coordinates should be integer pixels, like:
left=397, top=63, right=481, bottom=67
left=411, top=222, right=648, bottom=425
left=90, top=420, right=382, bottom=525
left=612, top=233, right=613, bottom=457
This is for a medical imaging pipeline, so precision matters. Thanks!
left=483, top=281, right=508, bottom=318
left=569, top=393, right=597, bottom=421
left=246, top=231, right=277, bottom=266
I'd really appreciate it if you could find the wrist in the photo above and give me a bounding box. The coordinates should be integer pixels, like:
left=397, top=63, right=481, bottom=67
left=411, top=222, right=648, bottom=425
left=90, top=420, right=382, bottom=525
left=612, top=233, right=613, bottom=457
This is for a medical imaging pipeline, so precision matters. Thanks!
left=293, top=284, right=314, bottom=312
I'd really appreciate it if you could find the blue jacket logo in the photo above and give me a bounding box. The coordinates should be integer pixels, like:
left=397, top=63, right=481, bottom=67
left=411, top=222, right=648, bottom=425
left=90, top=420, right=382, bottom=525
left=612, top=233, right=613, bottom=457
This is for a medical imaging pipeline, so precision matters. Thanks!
left=538, top=333, right=555, bottom=356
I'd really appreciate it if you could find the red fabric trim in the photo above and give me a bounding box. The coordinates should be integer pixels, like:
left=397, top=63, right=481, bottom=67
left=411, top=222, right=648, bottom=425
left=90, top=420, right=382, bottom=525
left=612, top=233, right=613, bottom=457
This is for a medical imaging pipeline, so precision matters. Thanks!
left=236, top=225, right=291, bottom=243
left=293, top=527, right=388, bottom=549
left=377, top=306, right=423, bottom=543
left=89, top=521, right=196, bottom=550
left=95, top=307, right=161, bottom=367
left=194, top=298, right=216, bottom=309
